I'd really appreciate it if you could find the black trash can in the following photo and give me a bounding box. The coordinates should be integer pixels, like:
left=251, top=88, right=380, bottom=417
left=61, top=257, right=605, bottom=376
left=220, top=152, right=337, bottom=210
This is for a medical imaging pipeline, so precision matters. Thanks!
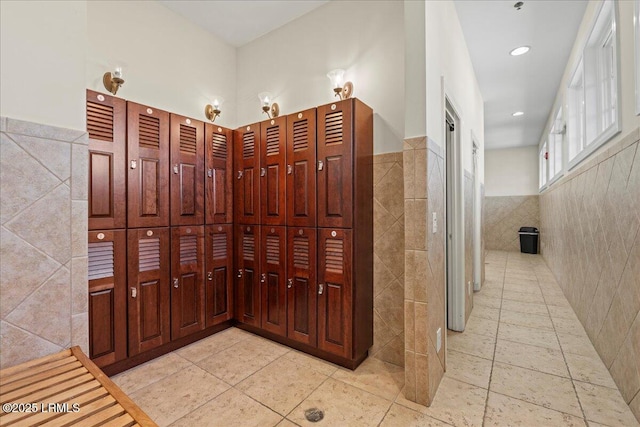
left=519, top=227, right=539, bottom=254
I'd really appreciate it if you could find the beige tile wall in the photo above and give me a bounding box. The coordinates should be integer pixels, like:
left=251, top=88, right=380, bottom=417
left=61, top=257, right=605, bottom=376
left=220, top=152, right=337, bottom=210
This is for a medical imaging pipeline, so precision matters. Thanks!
left=540, top=127, right=640, bottom=423
left=403, top=137, right=446, bottom=406
left=0, top=117, right=88, bottom=369
left=372, top=152, right=405, bottom=367
left=484, top=195, right=540, bottom=252
left=464, top=171, right=474, bottom=321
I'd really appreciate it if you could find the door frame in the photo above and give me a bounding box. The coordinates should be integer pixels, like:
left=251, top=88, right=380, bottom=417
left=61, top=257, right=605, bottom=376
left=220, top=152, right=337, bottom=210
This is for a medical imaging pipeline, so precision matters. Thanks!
left=471, top=136, right=482, bottom=291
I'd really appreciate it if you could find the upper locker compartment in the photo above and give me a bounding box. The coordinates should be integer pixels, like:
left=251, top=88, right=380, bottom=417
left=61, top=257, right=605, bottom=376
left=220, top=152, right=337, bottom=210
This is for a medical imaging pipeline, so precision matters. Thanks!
left=127, top=102, right=170, bottom=228
left=234, top=123, right=261, bottom=224
left=86, top=89, right=126, bottom=230
left=170, top=114, right=205, bottom=226
left=286, top=109, right=317, bottom=228
left=205, top=124, right=233, bottom=224
left=260, top=116, right=286, bottom=225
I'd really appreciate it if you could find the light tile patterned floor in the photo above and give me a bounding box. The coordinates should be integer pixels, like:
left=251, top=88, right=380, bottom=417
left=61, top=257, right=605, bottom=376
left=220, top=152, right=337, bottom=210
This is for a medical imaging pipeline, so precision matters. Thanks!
left=113, top=251, right=639, bottom=426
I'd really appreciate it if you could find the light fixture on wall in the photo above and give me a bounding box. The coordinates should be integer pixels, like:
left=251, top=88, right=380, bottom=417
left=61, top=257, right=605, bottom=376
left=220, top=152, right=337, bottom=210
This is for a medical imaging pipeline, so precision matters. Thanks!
left=258, top=92, right=279, bottom=118
left=103, top=67, right=125, bottom=95
left=205, top=97, right=224, bottom=122
left=327, top=69, right=353, bottom=100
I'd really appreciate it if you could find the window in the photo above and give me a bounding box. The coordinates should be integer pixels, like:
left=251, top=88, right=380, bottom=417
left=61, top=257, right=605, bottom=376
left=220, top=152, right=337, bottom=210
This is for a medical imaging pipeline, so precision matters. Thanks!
left=548, top=108, right=564, bottom=183
left=539, top=141, right=548, bottom=190
left=567, top=61, right=585, bottom=162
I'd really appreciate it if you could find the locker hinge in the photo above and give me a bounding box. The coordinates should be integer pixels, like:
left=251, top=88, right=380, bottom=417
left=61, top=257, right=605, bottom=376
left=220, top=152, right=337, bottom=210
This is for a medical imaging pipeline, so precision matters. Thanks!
left=237, top=171, right=243, bottom=179
left=287, top=278, right=293, bottom=289
left=318, top=283, right=324, bottom=295
left=130, top=287, right=137, bottom=298
left=260, top=168, right=266, bottom=177
left=317, top=160, right=324, bottom=171
left=207, top=168, right=213, bottom=178
left=287, top=165, right=293, bottom=175
left=173, top=164, right=179, bottom=174
left=130, top=160, right=137, bottom=169
left=207, top=272, right=213, bottom=281
left=260, top=273, right=266, bottom=283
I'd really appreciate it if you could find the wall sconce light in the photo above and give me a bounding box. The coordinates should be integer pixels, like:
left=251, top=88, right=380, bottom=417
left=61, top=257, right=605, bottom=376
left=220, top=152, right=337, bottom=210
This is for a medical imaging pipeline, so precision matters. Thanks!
left=103, top=67, right=124, bottom=95
left=205, top=97, right=224, bottom=122
left=327, top=69, right=353, bottom=100
left=258, top=92, right=279, bottom=118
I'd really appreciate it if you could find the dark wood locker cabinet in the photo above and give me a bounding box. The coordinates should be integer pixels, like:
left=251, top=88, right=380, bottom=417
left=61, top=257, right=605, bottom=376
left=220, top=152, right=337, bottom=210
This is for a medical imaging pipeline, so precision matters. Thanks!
left=286, top=109, right=317, bottom=227
left=86, top=89, right=126, bottom=230
left=127, top=227, right=170, bottom=356
left=127, top=102, right=170, bottom=228
left=205, top=224, right=233, bottom=327
left=88, top=229, right=127, bottom=367
left=235, top=224, right=261, bottom=326
left=287, top=227, right=317, bottom=346
left=171, top=226, right=205, bottom=340
left=260, top=226, right=287, bottom=336
left=260, top=117, right=287, bottom=225
left=234, top=123, right=261, bottom=224
left=170, top=115, right=205, bottom=226
left=205, top=124, right=233, bottom=224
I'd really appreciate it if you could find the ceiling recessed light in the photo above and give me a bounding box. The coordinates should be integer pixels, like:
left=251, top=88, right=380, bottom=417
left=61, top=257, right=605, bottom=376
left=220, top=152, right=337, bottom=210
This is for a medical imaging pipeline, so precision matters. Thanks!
left=512, top=111, right=524, bottom=117
left=510, top=46, right=530, bottom=56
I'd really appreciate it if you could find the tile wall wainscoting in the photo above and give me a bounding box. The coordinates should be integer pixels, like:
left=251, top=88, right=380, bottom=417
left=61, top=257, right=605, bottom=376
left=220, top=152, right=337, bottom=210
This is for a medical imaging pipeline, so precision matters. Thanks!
left=372, top=152, right=405, bottom=367
left=484, top=195, right=540, bottom=252
left=403, top=136, right=446, bottom=406
left=0, top=116, right=89, bottom=369
left=540, top=127, right=640, bottom=423
left=464, top=170, right=474, bottom=321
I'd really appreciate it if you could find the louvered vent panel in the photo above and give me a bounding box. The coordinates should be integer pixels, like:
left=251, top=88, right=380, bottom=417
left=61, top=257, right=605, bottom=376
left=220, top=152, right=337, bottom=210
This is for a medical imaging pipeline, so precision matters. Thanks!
left=88, top=241, right=114, bottom=280
left=87, top=102, right=114, bottom=142
left=180, top=235, right=198, bottom=265
left=179, top=124, right=197, bottom=154
left=266, top=235, right=279, bottom=264
left=139, top=115, right=160, bottom=149
left=324, top=111, right=343, bottom=144
left=325, top=239, right=344, bottom=274
left=212, top=133, right=227, bottom=160
left=266, top=126, right=279, bottom=156
left=293, top=236, right=309, bottom=269
left=243, top=235, right=255, bottom=261
left=293, top=120, right=308, bottom=151
left=212, top=234, right=227, bottom=260
left=243, top=132, right=255, bottom=159
left=139, top=238, right=160, bottom=272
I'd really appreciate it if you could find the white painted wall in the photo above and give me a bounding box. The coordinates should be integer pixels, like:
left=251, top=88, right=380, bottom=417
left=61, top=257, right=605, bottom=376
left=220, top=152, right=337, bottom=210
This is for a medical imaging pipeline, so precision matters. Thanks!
left=236, top=1, right=404, bottom=154
left=485, top=146, right=539, bottom=197
left=87, top=1, right=237, bottom=128
left=404, top=0, right=426, bottom=139
left=1, top=1, right=87, bottom=131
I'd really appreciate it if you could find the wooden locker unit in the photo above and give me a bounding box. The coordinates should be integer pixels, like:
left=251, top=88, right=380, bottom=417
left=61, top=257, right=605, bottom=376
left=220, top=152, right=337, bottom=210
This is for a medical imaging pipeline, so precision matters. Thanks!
left=127, top=102, right=170, bottom=228
left=260, top=116, right=287, bottom=225
left=286, top=109, right=317, bottom=227
left=235, top=224, right=261, bottom=326
left=260, top=226, right=287, bottom=337
left=170, top=226, right=205, bottom=340
left=205, top=224, right=233, bottom=327
left=287, top=227, right=317, bottom=346
left=88, top=229, right=127, bottom=367
left=86, top=90, right=126, bottom=230
left=234, top=123, right=261, bottom=224
left=170, top=114, right=205, bottom=226
left=205, top=124, right=233, bottom=224
left=127, top=227, right=170, bottom=356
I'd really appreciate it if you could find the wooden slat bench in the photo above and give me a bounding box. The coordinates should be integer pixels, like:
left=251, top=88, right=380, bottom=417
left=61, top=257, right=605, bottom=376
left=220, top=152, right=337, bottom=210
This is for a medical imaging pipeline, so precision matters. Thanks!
left=0, top=346, right=156, bottom=426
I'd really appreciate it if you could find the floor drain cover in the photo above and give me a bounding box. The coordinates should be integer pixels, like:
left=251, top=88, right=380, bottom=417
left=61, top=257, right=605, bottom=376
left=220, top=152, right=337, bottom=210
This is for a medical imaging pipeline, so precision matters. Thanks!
left=304, top=408, right=324, bottom=422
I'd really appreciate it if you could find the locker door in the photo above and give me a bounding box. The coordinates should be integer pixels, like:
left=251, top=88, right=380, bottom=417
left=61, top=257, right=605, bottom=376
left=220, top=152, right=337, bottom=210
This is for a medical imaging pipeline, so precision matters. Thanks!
left=205, top=124, right=233, bottom=224
left=286, top=109, right=317, bottom=227
left=317, top=228, right=353, bottom=358
left=127, top=102, right=170, bottom=228
left=234, top=124, right=261, bottom=224
left=88, top=229, right=126, bottom=367
left=260, top=117, right=286, bottom=225
left=235, top=225, right=260, bottom=326
left=170, top=115, right=204, bottom=226
left=205, top=224, right=233, bottom=327
left=86, top=89, right=126, bottom=230
left=260, top=226, right=287, bottom=336
left=317, top=100, right=353, bottom=228
left=127, top=227, right=170, bottom=356
left=287, top=227, right=317, bottom=346
left=171, top=226, right=205, bottom=339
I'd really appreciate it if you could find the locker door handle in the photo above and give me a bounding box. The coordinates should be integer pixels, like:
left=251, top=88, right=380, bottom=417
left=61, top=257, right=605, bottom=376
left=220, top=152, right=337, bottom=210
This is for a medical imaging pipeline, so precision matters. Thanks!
left=237, top=171, right=243, bottom=179
left=173, top=164, right=179, bottom=174
left=287, top=278, right=293, bottom=289
left=260, top=168, right=266, bottom=177
left=131, top=287, right=137, bottom=298
left=207, top=168, right=213, bottom=178
left=261, top=273, right=266, bottom=283
left=207, top=272, right=213, bottom=281
left=130, top=160, right=137, bottom=169
left=287, top=165, right=293, bottom=175
left=237, top=269, right=243, bottom=278
left=318, top=283, right=324, bottom=295
left=173, top=278, right=179, bottom=288
left=318, top=160, right=324, bottom=171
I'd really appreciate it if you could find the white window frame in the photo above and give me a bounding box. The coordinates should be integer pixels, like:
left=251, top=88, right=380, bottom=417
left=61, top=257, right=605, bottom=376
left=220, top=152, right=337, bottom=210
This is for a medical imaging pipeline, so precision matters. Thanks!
left=548, top=107, right=564, bottom=185
left=568, top=0, right=621, bottom=170
left=567, top=60, right=585, bottom=163
left=539, top=141, right=548, bottom=191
